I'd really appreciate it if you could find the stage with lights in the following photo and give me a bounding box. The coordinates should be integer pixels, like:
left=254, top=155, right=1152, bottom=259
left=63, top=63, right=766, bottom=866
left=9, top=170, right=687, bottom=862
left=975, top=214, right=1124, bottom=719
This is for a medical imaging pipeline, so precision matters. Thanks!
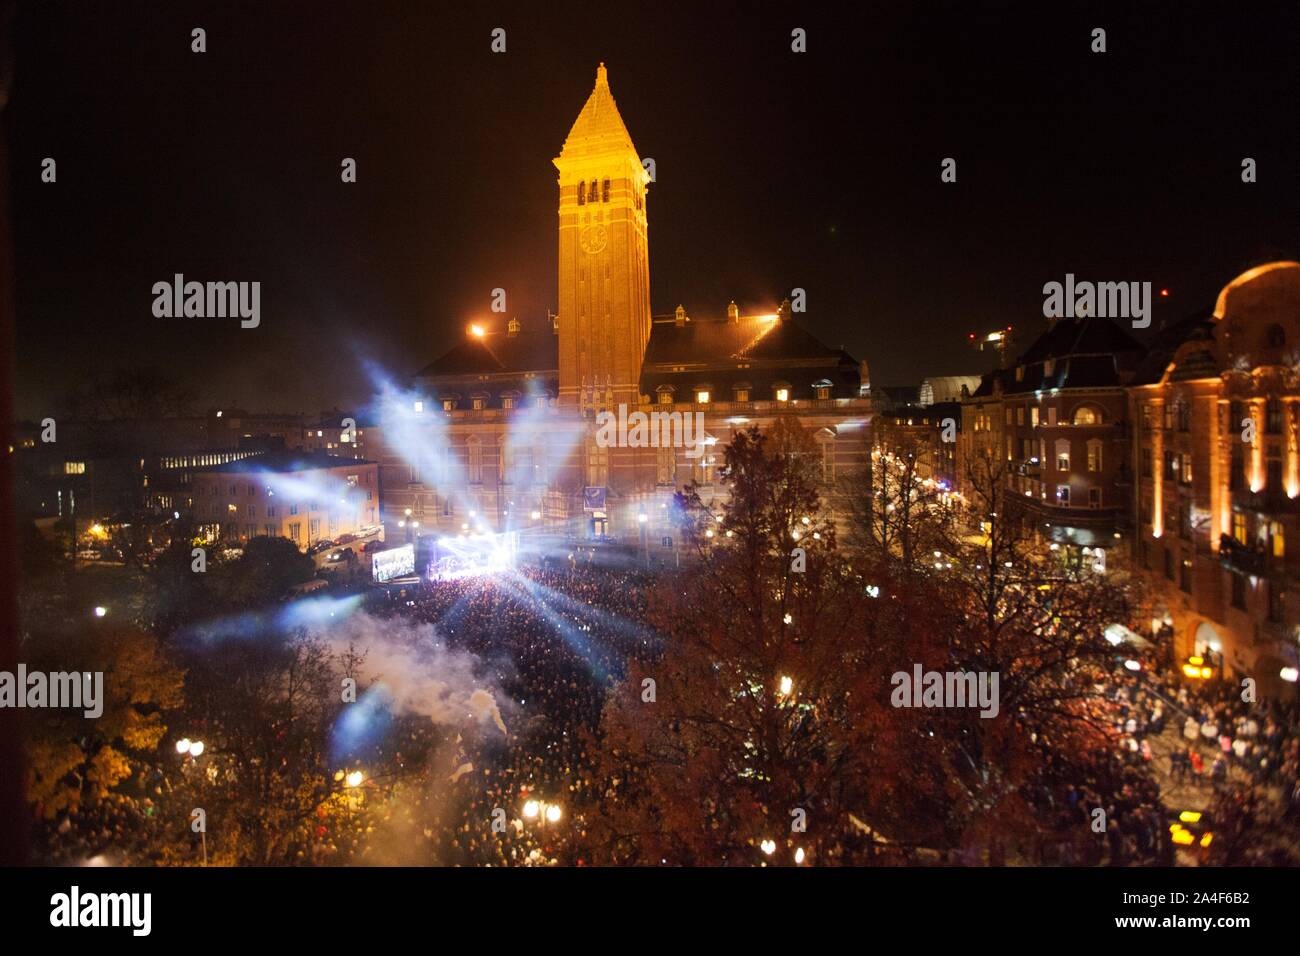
left=426, top=530, right=521, bottom=581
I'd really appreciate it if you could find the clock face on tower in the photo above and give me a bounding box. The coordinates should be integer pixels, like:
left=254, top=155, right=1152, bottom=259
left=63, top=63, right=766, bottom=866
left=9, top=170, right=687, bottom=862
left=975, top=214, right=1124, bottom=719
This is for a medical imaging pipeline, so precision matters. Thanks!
left=579, top=223, right=608, bottom=255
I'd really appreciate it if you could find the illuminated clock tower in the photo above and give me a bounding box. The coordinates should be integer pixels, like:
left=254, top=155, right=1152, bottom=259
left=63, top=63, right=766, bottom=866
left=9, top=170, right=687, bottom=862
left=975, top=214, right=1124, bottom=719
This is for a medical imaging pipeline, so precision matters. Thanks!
left=554, top=64, right=652, bottom=408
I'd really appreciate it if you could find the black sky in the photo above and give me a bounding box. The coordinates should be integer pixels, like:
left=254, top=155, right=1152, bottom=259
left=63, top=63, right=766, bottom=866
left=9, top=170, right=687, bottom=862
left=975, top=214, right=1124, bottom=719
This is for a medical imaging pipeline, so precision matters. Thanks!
left=7, top=1, right=1300, bottom=418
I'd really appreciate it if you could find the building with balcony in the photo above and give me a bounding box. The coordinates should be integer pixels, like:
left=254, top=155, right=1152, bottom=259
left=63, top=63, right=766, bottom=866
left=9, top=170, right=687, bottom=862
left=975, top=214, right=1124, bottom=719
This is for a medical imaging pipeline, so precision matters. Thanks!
left=1130, top=261, right=1300, bottom=697
left=961, top=313, right=1144, bottom=551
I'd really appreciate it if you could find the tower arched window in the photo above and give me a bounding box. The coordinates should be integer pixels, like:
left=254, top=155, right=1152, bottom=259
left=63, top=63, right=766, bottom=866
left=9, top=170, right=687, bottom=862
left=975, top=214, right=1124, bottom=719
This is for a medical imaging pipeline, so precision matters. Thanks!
left=589, top=180, right=598, bottom=203
left=576, top=183, right=585, bottom=206
left=602, top=178, right=610, bottom=202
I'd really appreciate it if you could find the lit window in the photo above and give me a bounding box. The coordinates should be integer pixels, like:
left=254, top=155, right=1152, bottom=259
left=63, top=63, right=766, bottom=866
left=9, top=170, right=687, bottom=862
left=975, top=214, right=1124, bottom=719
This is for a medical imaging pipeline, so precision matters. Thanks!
left=659, top=391, right=673, bottom=405
left=735, top=388, right=749, bottom=402
left=775, top=388, right=789, bottom=402
left=1087, top=439, right=1102, bottom=472
left=472, top=398, right=484, bottom=411
left=443, top=399, right=455, bottom=412
left=64, top=461, right=85, bottom=475
left=503, top=396, right=514, bottom=410
left=1055, top=439, right=1071, bottom=472
left=413, top=401, right=424, bottom=413
left=815, top=386, right=830, bottom=400
left=696, top=390, right=710, bottom=404
left=1073, top=406, right=1100, bottom=425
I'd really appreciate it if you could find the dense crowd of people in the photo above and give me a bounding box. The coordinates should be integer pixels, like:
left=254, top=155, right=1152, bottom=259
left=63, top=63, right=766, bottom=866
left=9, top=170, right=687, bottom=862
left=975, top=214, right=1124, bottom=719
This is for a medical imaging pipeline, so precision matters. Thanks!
left=361, top=558, right=659, bottom=865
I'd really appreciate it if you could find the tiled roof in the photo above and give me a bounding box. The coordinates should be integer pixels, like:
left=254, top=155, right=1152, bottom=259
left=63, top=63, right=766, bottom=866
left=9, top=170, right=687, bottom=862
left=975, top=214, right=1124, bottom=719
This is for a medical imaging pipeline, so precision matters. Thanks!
left=414, top=329, right=558, bottom=378
left=642, top=314, right=842, bottom=366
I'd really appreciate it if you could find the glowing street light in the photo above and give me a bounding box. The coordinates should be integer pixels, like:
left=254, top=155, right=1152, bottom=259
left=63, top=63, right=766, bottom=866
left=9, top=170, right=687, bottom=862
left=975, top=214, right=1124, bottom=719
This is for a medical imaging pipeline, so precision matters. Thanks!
left=546, top=804, right=562, bottom=823
left=760, top=839, right=776, bottom=855
left=778, top=675, right=793, bottom=696
left=176, top=738, right=192, bottom=754
left=92, top=606, right=107, bottom=618
left=523, top=800, right=539, bottom=819
left=345, top=770, right=364, bottom=788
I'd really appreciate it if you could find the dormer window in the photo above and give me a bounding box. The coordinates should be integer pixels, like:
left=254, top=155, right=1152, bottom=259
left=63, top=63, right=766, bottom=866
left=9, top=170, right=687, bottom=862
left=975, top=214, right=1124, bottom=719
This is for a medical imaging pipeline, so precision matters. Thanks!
left=734, top=387, right=749, bottom=403
left=472, top=397, right=485, bottom=411
left=775, top=387, right=790, bottom=402
left=657, top=385, right=675, bottom=405
left=696, top=389, right=710, bottom=404
left=442, top=399, right=455, bottom=412
left=813, top=379, right=833, bottom=401
left=502, top=396, right=514, bottom=410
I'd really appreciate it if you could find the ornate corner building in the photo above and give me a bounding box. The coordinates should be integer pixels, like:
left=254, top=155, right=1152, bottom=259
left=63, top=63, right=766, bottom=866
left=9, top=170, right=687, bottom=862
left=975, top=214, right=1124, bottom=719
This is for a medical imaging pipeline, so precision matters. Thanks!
left=1131, top=262, right=1300, bottom=698
left=373, top=66, right=872, bottom=552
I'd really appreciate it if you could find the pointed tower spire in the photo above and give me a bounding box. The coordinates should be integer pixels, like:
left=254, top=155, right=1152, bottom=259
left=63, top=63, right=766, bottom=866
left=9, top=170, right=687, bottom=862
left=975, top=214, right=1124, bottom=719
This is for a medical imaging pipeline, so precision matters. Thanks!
left=559, top=63, right=637, bottom=159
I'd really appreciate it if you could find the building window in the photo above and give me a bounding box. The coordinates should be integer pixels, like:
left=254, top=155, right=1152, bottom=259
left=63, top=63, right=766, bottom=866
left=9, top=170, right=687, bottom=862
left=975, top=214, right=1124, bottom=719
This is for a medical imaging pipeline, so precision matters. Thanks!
left=443, top=399, right=455, bottom=411
left=1047, top=406, right=1058, bottom=426
left=1006, top=408, right=1014, bottom=426
left=1086, top=439, right=1102, bottom=472
left=1231, top=571, right=1245, bottom=609
left=1073, top=405, right=1101, bottom=426
left=1268, top=582, right=1284, bottom=622
left=602, top=178, right=610, bottom=202
left=1056, top=484, right=1070, bottom=506
left=1016, top=407, right=1025, bottom=426
left=1090, top=487, right=1102, bottom=509
left=1177, top=401, right=1190, bottom=432
left=656, top=446, right=676, bottom=486
left=1180, top=556, right=1192, bottom=594
left=502, top=396, right=514, bottom=410
left=734, top=388, right=749, bottom=403
left=815, top=385, right=830, bottom=400
left=1267, top=457, right=1283, bottom=492
left=577, top=182, right=585, bottom=205
left=587, top=441, right=609, bottom=486
left=1055, top=439, right=1070, bottom=472
left=1271, top=521, right=1285, bottom=558
left=1267, top=397, right=1283, bottom=434
left=1031, top=407, right=1039, bottom=427
left=658, top=390, right=673, bottom=405
left=413, top=400, right=424, bottom=413
left=64, top=461, right=85, bottom=475
left=696, top=390, right=710, bottom=404
left=472, top=398, right=484, bottom=411
left=468, top=437, right=484, bottom=484
left=775, top=387, right=789, bottom=402
left=1233, top=511, right=1247, bottom=546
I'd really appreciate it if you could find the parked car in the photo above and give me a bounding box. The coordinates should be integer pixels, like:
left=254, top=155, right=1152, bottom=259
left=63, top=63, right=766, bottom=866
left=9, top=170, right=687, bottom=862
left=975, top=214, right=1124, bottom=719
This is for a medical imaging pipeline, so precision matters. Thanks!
left=335, top=533, right=357, bottom=545
left=307, top=540, right=335, bottom=556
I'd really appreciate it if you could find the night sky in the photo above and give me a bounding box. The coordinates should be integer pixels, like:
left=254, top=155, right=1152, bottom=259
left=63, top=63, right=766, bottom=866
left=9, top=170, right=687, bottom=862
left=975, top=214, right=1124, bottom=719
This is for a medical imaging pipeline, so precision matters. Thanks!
left=7, top=1, right=1300, bottom=419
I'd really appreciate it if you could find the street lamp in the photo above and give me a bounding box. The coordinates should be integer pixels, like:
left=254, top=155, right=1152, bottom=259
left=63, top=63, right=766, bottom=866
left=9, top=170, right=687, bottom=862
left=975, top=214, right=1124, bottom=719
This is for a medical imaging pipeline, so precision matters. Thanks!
left=176, top=737, right=208, bottom=864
